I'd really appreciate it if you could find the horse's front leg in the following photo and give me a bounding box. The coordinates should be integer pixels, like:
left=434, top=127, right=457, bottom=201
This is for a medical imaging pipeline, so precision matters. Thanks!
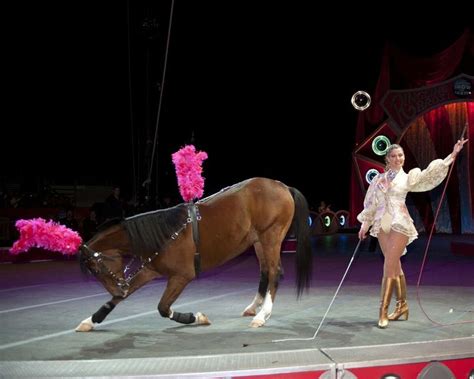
left=158, top=274, right=210, bottom=326
left=76, top=268, right=159, bottom=332
left=75, top=296, right=123, bottom=332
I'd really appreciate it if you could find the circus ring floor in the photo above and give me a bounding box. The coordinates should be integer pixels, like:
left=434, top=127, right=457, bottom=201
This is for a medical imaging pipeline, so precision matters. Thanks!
left=0, top=233, right=472, bottom=378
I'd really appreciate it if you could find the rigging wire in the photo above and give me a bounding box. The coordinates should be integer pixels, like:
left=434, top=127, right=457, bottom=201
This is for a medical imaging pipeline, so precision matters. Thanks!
left=126, top=0, right=137, bottom=203
left=143, top=0, right=176, bottom=194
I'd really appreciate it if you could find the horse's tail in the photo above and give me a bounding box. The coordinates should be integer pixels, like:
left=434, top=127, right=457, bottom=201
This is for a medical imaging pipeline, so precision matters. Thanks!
left=289, top=187, right=312, bottom=298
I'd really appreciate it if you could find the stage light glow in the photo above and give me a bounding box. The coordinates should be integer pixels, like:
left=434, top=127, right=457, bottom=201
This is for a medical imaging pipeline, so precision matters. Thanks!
left=365, top=168, right=380, bottom=184
left=324, top=216, right=331, bottom=227
left=351, top=90, right=371, bottom=111
left=339, top=215, right=346, bottom=226
left=372, top=135, right=391, bottom=155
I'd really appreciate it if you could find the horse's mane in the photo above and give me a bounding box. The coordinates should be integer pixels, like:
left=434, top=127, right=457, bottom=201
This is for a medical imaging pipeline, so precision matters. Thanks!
left=123, top=181, right=247, bottom=257
left=123, top=204, right=189, bottom=257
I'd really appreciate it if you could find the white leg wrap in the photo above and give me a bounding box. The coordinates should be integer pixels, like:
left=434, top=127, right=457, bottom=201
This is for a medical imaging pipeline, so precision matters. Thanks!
left=242, top=293, right=264, bottom=316
left=75, top=316, right=96, bottom=332
left=250, top=291, right=273, bottom=327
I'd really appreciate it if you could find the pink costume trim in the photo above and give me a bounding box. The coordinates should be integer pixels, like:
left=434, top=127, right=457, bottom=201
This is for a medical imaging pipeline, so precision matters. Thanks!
left=172, top=145, right=208, bottom=203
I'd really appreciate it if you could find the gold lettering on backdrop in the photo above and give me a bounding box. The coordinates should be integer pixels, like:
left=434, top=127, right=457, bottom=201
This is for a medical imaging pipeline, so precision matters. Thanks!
left=389, top=86, right=450, bottom=126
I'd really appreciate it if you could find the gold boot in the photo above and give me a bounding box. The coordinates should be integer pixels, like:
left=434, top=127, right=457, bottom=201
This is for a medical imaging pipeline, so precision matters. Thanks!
left=388, top=274, right=409, bottom=321
left=378, top=277, right=396, bottom=329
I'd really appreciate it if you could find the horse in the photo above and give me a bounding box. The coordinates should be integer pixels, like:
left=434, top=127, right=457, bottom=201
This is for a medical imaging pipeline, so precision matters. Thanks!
left=75, top=177, right=313, bottom=331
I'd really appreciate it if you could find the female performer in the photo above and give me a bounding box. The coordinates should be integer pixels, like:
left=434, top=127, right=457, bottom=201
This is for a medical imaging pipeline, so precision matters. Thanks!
left=358, top=138, right=467, bottom=328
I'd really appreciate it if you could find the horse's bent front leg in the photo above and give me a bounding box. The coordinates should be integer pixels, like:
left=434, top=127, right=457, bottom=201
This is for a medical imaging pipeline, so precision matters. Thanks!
left=75, top=296, right=123, bottom=332
left=76, top=268, right=160, bottom=332
left=158, top=274, right=210, bottom=326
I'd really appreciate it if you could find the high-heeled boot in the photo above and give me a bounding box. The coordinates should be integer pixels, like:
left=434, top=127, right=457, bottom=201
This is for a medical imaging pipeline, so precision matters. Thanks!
left=378, top=277, right=396, bottom=328
left=388, top=274, right=409, bottom=321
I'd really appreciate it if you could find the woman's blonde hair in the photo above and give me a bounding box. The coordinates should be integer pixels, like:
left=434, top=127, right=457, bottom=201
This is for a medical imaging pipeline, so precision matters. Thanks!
left=384, top=144, right=403, bottom=169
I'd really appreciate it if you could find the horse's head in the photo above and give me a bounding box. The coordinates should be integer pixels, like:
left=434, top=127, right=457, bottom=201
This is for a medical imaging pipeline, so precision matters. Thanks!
left=79, top=244, right=129, bottom=298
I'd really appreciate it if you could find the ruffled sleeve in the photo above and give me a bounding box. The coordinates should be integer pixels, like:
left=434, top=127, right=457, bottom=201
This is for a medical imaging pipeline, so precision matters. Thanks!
left=357, top=175, right=378, bottom=225
left=407, top=154, right=454, bottom=192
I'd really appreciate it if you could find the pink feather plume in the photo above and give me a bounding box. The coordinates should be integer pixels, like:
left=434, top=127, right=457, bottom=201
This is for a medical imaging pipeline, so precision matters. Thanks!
left=10, top=218, right=83, bottom=255
left=172, top=145, right=208, bottom=202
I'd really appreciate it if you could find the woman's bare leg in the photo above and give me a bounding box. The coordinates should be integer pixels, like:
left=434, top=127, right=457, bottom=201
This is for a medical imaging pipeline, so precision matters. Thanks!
left=375, top=230, right=408, bottom=328
left=377, top=230, right=406, bottom=277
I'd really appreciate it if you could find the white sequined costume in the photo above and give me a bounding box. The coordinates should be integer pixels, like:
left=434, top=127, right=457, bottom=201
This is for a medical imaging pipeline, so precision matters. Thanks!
left=357, top=154, right=454, bottom=245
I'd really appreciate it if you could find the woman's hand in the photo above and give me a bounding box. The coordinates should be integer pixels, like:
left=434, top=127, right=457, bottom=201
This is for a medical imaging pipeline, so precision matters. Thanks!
left=358, top=222, right=369, bottom=240
left=452, top=137, right=468, bottom=157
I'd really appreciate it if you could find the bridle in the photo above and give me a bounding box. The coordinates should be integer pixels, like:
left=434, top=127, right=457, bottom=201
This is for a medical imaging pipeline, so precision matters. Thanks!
left=80, top=203, right=201, bottom=295
left=80, top=244, right=131, bottom=294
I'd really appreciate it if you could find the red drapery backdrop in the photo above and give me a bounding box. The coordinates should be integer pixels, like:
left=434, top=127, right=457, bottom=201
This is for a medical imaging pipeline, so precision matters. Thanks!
left=350, top=28, right=474, bottom=234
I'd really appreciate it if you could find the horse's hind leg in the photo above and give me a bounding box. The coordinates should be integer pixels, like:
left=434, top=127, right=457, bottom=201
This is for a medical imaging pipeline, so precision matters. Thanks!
left=158, top=274, right=210, bottom=326
left=76, top=268, right=160, bottom=332
left=241, top=271, right=267, bottom=317
left=249, top=244, right=282, bottom=328
left=250, top=266, right=282, bottom=327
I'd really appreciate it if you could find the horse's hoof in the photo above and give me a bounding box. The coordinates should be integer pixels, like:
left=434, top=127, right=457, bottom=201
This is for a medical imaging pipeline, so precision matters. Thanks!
left=195, top=312, right=211, bottom=325
left=75, top=316, right=95, bottom=332
left=250, top=318, right=265, bottom=328
left=242, top=309, right=256, bottom=317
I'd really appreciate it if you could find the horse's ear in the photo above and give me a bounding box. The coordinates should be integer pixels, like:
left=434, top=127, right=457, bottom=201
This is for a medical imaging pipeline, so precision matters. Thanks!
left=10, top=218, right=82, bottom=255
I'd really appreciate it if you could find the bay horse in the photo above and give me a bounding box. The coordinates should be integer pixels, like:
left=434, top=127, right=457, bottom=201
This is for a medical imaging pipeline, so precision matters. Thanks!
left=76, top=177, right=312, bottom=331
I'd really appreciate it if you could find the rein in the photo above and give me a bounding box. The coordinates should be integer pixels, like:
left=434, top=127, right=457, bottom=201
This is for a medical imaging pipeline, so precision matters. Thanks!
left=81, top=203, right=202, bottom=293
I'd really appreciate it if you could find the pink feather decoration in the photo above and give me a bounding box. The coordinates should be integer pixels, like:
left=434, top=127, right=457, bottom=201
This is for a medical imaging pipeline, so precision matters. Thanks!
left=172, top=145, right=208, bottom=202
left=10, top=218, right=83, bottom=255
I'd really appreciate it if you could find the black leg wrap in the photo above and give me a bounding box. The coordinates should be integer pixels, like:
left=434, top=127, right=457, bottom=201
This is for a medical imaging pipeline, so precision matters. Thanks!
left=171, top=311, right=196, bottom=324
left=258, top=272, right=269, bottom=297
left=92, top=301, right=116, bottom=324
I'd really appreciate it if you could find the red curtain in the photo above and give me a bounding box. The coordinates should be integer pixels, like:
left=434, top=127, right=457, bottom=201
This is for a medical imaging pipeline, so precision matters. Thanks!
left=350, top=28, right=474, bottom=229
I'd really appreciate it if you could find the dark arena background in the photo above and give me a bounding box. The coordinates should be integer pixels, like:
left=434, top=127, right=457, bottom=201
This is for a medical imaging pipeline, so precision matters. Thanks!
left=1, top=2, right=473, bottom=378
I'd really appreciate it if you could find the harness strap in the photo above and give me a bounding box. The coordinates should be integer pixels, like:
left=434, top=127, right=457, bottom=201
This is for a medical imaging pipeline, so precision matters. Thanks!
left=188, top=203, right=201, bottom=276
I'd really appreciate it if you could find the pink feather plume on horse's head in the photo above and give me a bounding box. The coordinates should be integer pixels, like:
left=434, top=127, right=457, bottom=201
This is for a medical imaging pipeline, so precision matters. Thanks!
left=10, top=218, right=82, bottom=255
left=172, top=145, right=208, bottom=203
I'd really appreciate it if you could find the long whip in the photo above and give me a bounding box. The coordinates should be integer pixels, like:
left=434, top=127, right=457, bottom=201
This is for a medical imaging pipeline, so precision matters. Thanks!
left=272, top=239, right=362, bottom=343
left=415, top=123, right=473, bottom=327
